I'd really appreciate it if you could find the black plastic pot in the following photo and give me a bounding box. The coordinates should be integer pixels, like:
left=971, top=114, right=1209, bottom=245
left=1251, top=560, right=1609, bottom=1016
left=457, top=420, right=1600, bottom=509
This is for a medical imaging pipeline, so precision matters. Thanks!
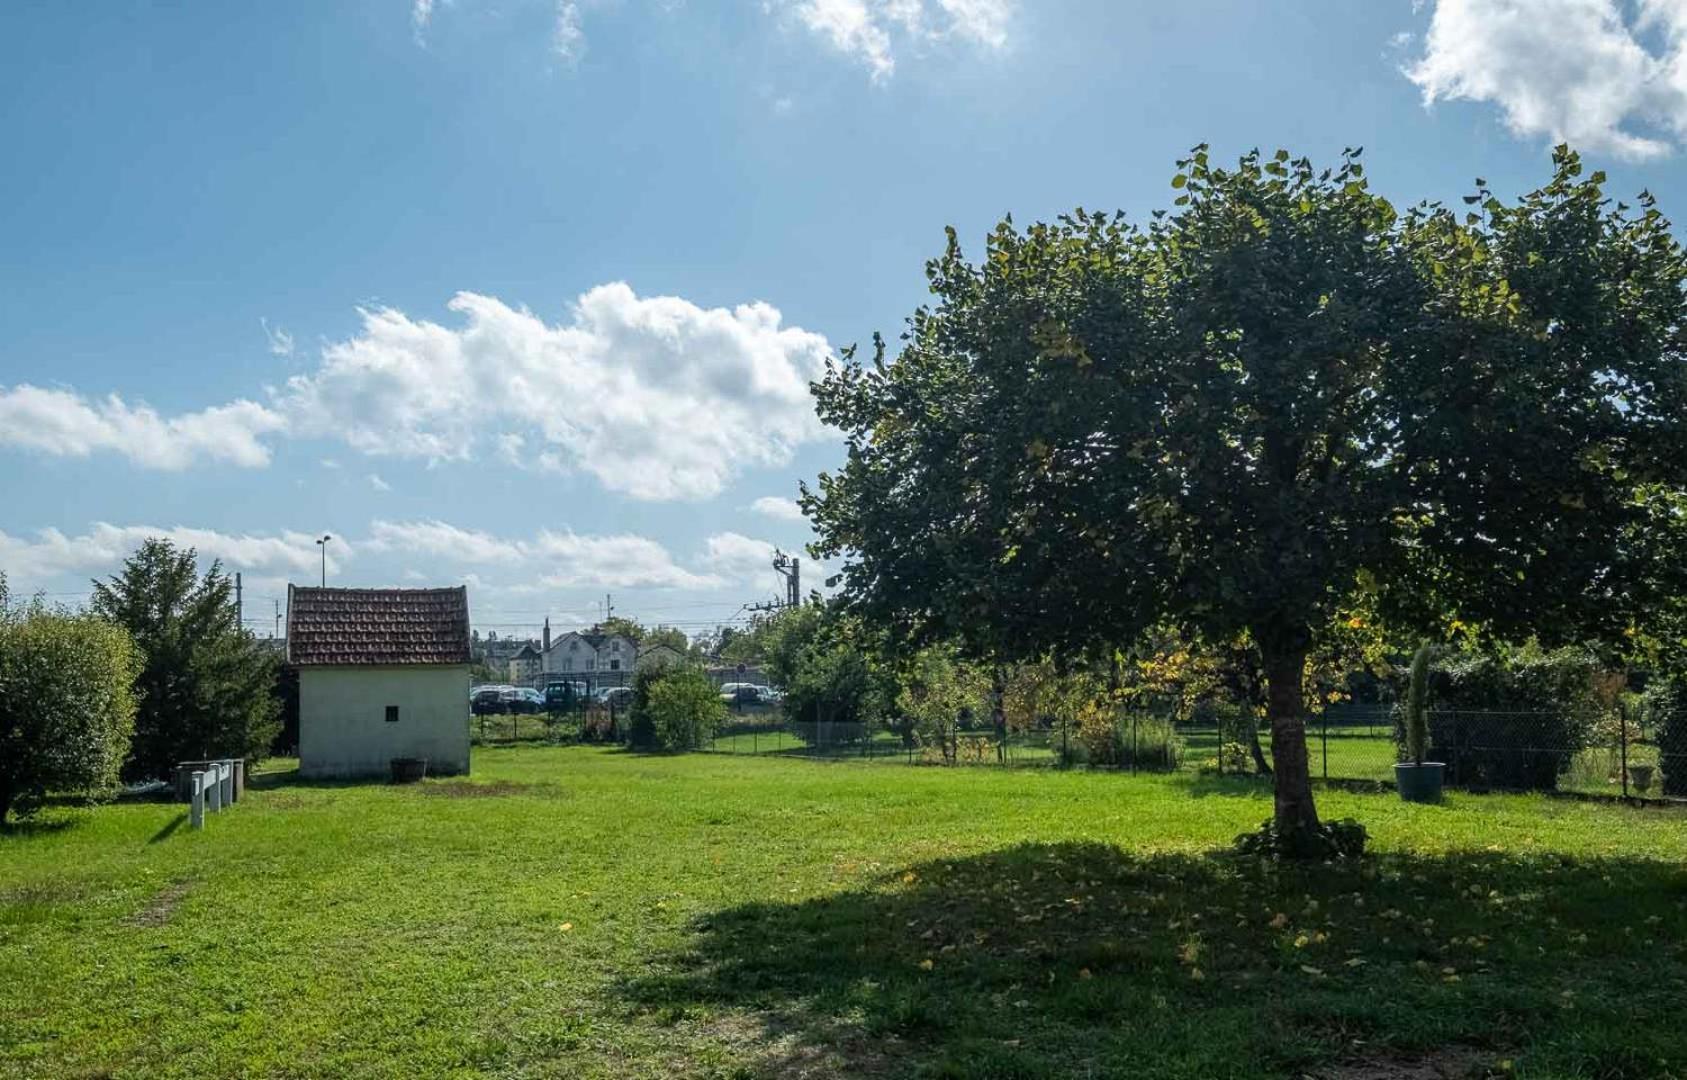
left=1395, top=762, right=1445, bottom=803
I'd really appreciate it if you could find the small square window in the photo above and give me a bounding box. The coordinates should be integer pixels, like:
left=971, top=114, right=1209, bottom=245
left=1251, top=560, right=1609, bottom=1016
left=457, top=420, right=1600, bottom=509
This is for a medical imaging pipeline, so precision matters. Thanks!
left=385, top=706, right=400, bottom=723
left=610, top=659, right=621, bottom=671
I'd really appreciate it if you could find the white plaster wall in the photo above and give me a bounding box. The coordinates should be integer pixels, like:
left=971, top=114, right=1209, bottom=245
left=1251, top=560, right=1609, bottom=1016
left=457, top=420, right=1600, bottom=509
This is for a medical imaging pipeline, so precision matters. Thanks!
left=299, top=665, right=471, bottom=779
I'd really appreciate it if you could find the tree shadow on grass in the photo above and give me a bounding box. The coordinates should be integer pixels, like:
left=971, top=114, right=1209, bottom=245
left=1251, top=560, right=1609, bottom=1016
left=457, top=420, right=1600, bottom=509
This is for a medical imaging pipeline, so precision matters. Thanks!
left=0, top=816, right=81, bottom=839
left=621, top=842, right=1687, bottom=1079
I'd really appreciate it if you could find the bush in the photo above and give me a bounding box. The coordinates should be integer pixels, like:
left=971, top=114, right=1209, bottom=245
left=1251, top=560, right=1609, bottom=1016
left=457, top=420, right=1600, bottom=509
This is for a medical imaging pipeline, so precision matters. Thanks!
left=628, top=666, right=724, bottom=751
left=1651, top=677, right=1687, bottom=798
left=1234, top=817, right=1368, bottom=861
left=1409, top=645, right=1607, bottom=792
left=0, top=600, right=140, bottom=823
left=1073, top=703, right=1182, bottom=771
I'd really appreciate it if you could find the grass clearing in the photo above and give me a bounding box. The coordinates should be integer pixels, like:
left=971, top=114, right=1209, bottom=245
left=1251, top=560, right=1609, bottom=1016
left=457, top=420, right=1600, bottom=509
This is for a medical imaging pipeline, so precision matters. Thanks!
left=2, top=748, right=1685, bottom=1078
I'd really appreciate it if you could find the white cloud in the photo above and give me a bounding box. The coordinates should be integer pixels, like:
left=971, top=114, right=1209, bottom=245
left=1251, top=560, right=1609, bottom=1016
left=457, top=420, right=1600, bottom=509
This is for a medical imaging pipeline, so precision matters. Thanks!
left=412, top=0, right=436, bottom=41
left=750, top=495, right=806, bottom=523
left=369, top=473, right=392, bottom=491
left=1405, top=0, right=1687, bottom=159
left=0, top=385, right=285, bottom=470
left=0, top=523, right=343, bottom=590
left=553, top=1, right=586, bottom=61
left=279, top=283, right=834, bottom=500
left=702, top=531, right=779, bottom=584
left=261, top=317, right=296, bottom=358
left=3, top=283, right=833, bottom=499
left=364, top=518, right=722, bottom=589
left=776, top=0, right=1015, bottom=80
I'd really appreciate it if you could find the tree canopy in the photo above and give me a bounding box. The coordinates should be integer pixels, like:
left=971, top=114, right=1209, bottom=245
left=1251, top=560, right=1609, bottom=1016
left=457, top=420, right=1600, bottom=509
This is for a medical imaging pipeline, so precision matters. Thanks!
left=91, top=539, right=281, bottom=781
left=805, top=146, right=1687, bottom=841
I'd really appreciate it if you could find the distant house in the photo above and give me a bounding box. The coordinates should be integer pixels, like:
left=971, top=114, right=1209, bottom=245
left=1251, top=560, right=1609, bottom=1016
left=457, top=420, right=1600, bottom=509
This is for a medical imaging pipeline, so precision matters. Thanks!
left=287, top=585, right=472, bottom=779
left=508, top=642, right=542, bottom=684
left=636, top=642, right=685, bottom=671
left=542, top=630, right=636, bottom=676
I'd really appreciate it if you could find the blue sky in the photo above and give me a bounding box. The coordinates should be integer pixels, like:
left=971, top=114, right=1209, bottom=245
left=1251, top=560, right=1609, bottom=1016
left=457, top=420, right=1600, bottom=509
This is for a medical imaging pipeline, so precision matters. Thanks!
left=3, top=0, right=1686, bottom=640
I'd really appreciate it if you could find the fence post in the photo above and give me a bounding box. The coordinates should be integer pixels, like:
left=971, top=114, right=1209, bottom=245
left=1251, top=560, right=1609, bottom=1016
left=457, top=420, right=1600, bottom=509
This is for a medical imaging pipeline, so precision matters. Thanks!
left=1131, top=715, right=1138, bottom=775
left=206, top=767, right=221, bottom=813
left=220, top=760, right=234, bottom=806
left=1321, top=715, right=1329, bottom=781
left=190, top=771, right=205, bottom=829
left=1621, top=700, right=1630, bottom=800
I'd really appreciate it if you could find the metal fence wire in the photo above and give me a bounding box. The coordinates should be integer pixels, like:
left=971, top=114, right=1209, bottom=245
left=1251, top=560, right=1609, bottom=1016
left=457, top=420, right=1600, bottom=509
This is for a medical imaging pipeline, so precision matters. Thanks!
left=466, top=698, right=1682, bottom=803
left=686, top=703, right=1681, bottom=802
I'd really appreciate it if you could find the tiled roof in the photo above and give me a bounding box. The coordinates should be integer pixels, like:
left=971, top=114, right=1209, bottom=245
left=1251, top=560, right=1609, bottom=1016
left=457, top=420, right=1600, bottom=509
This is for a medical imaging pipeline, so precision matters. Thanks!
left=286, top=585, right=471, bottom=666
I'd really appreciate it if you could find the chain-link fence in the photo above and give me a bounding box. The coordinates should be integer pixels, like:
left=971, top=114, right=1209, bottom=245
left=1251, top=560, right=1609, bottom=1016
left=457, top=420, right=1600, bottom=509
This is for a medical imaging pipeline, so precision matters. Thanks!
left=696, top=703, right=1685, bottom=802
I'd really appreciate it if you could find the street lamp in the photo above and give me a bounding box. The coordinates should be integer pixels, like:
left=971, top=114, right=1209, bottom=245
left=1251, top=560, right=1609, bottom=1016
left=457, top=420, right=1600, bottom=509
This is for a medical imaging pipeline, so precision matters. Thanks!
left=315, top=534, right=332, bottom=587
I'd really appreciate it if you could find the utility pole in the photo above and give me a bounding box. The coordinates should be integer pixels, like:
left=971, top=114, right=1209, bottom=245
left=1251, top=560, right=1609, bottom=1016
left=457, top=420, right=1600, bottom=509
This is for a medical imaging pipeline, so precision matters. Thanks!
left=273, top=599, right=282, bottom=639
left=316, top=534, right=331, bottom=587
left=772, top=550, right=801, bottom=608
left=235, top=572, right=243, bottom=632
left=604, top=593, right=614, bottom=622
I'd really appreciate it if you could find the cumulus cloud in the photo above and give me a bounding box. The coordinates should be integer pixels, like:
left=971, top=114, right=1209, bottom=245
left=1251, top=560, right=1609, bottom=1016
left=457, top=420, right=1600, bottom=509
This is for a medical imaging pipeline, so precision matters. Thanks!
left=0, top=523, right=342, bottom=589
left=1, top=283, right=835, bottom=497
left=1405, top=0, right=1687, bottom=159
left=278, top=283, right=834, bottom=500
left=0, top=385, right=285, bottom=469
left=364, top=518, right=722, bottom=589
left=702, top=531, right=779, bottom=583
left=777, top=0, right=1015, bottom=80
left=750, top=495, right=807, bottom=523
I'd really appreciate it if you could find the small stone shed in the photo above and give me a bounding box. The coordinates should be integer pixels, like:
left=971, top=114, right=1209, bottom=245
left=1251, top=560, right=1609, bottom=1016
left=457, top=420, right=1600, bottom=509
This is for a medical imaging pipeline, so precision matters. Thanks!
left=287, top=585, right=472, bottom=779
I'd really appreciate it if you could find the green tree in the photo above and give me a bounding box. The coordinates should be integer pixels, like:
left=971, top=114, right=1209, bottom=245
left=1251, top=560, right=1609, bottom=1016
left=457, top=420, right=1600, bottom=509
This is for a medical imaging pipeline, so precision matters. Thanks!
left=897, top=645, right=990, bottom=762
left=627, top=665, right=725, bottom=751
left=91, top=539, right=281, bottom=781
left=0, top=579, right=139, bottom=824
left=806, top=147, right=1687, bottom=844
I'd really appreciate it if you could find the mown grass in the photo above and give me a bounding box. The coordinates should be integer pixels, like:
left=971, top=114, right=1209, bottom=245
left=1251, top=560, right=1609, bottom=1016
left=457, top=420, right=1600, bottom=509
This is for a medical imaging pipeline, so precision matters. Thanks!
left=2, top=748, right=1684, bottom=1078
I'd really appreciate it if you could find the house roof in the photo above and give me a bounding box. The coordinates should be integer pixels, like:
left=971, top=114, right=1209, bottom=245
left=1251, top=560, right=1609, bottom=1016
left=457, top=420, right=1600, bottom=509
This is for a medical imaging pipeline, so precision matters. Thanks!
left=285, top=585, right=471, bottom=666
left=514, top=643, right=542, bottom=660
left=547, top=630, right=630, bottom=654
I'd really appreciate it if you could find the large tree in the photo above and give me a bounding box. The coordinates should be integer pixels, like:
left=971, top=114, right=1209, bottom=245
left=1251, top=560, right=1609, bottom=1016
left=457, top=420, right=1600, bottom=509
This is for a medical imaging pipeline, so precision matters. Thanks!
left=805, top=147, right=1687, bottom=842
left=91, top=539, right=281, bottom=780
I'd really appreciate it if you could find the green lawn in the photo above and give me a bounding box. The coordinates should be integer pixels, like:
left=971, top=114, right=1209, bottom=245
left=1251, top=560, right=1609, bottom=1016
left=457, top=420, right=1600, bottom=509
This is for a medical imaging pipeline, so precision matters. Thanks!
left=3, top=749, right=1686, bottom=1079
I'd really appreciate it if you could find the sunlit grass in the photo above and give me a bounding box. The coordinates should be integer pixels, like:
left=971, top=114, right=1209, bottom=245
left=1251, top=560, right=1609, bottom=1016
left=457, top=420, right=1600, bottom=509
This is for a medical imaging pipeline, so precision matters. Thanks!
left=2, top=747, right=1683, bottom=1078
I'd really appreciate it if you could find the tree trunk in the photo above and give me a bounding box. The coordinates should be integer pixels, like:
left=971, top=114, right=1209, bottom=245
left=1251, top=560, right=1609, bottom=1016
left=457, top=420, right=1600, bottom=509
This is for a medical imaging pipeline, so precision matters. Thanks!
left=1258, top=632, right=1320, bottom=836
left=0, top=777, right=12, bottom=827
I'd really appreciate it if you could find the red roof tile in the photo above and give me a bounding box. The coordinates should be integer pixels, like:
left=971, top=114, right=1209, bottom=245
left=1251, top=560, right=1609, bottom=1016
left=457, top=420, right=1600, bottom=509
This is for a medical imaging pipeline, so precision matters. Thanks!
left=286, top=585, right=471, bottom=666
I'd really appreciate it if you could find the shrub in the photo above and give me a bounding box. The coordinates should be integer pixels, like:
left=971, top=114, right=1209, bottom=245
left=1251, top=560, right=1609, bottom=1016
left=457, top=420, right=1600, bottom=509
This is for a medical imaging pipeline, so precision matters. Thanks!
left=1234, top=817, right=1368, bottom=860
left=0, top=599, right=140, bottom=823
left=629, top=666, right=724, bottom=751
left=1403, top=643, right=1431, bottom=765
left=1651, top=677, right=1687, bottom=798
left=1074, top=703, right=1182, bottom=771
left=1408, top=645, right=1607, bottom=792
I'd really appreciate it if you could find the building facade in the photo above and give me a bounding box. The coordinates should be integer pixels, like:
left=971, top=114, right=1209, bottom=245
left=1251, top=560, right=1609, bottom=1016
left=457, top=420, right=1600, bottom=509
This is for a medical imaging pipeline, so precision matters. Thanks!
left=288, top=585, right=472, bottom=779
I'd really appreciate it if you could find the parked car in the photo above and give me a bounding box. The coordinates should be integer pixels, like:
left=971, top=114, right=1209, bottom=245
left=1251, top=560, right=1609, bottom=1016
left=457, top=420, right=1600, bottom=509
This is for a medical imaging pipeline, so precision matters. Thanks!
left=543, top=681, right=588, bottom=710
left=719, top=683, right=764, bottom=708
left=472, top=685, right=514, bottom=715
left=595, top=686, right=634, bottom=709
left=503, top=687, right=545, bottom=714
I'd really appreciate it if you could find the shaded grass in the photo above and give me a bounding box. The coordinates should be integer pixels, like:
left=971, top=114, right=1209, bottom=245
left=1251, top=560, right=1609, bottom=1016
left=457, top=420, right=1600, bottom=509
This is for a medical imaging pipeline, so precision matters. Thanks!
left=1, top=748, right=1684, bottom=1078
